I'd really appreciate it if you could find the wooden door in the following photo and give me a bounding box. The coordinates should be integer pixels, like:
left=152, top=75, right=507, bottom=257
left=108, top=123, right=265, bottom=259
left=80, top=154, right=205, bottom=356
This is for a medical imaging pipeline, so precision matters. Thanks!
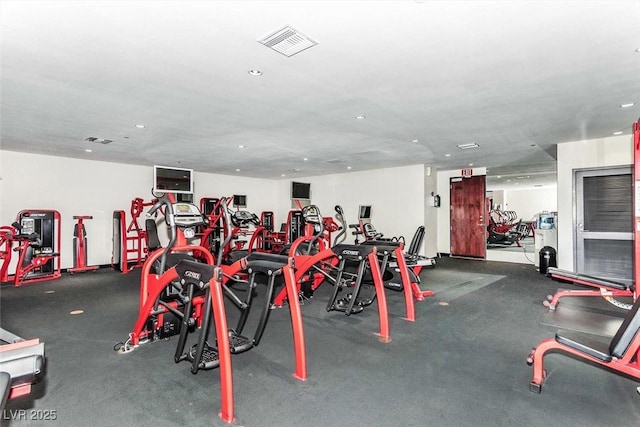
left=450, top=175, right=486, bottom=258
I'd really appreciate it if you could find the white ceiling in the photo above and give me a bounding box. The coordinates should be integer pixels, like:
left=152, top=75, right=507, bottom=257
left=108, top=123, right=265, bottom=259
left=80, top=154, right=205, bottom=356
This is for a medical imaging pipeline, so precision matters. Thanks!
left=2, top=1, right=639, bottom=191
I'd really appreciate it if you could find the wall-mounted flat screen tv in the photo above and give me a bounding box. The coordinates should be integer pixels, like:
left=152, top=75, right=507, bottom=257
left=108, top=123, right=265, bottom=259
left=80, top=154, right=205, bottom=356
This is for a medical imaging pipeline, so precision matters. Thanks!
left=233, top=194, right=247, bottom=208
left=358, top=205, right=372, bottom=220
left=153, top=165, right=194, bottom=194
left=291, top=181, right=311, bottom=200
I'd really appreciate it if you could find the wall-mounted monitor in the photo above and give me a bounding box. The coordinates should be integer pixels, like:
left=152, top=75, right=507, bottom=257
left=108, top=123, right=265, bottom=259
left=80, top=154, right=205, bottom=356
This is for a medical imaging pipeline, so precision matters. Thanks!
left=153, top=165, right=194, bottom=194
left=358, top=205, right=372, bottom=220
left=291, top=181, right=311, bottom=200
left=233, top=194, right=247, bottom=208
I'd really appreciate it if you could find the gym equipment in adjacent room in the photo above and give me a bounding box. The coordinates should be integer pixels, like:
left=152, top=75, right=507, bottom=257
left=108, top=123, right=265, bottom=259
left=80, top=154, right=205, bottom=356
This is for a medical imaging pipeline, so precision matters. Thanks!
left=69, top=215, right=99, bottom=274
left=527, top=118, right=640, bottom=392
left=0, top=328, right=46, bottom=410
left=486, top=209, right=527, bottom=248
left=0, top=210, right=61, bottom=287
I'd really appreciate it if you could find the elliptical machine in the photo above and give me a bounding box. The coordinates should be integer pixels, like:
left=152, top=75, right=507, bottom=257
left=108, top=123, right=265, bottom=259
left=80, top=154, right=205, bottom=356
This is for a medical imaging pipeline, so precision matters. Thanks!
left=115, top=192, right=213, bottom=351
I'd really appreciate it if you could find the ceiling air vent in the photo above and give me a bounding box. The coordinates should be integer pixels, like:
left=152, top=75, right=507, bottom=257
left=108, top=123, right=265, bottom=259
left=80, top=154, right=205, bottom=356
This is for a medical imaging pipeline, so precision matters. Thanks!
left=85, top=137, right=112, bottom=144
left=258, top=25, right=318, bottom=57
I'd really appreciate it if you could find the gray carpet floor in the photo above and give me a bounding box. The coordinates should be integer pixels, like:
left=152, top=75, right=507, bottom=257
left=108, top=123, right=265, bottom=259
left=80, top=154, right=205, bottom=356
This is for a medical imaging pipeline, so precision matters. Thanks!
left=2, top=257, right=639, bottom=426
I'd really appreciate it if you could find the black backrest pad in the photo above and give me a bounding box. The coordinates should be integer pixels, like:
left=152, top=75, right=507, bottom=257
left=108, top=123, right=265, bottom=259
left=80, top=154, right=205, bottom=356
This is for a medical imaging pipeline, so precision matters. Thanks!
left=145, top=219, right=162, bottom=251
left=609, top=296, right=640, bottom=357
left=407, top=226, right=425, bottom=256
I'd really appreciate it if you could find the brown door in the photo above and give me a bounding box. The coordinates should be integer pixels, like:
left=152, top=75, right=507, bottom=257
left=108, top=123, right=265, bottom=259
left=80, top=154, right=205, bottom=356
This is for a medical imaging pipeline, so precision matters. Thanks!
left=450, top=175, right=486, bottom=258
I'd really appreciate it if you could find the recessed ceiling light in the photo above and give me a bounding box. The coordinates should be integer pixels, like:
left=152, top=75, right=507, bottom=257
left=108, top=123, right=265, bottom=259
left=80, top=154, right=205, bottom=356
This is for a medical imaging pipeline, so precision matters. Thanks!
left=457, top=143, right=480, bottom=150
left=281, top=174, right=286, bottom=177
left=468, top=163, right=474, bottom=166
left=134, top=124, right=145, bottom=128
left=347, top=166, right=352, bottom=170
left=497, top=175, right=502, bottom=179
left=235, top=168, right=240, bottom=172
left=620, top=103, right=635, bottom=108
left=613, top=131, right=623, bottom=135
left=445, top=153, right=451, bottom=157
left=412, top=139, right=419, bottom=143
left=85, top=149, right=92, bottom=153
left=355, top=115, right=366, bottom=120
left=303, top=157, right=308, bottom=161
left=248, top=69, right=262, bottom=76
left=238, top=145, right=246, bottom=149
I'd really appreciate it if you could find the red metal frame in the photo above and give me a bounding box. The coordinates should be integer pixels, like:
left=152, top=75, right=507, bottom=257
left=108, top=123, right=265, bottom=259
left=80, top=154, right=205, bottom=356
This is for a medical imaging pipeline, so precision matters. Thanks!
left=0, top=225, right=18, bottom=283
left=544, top=271, right=635, bottom=309
left=215, top=256, right=308, bottom=423
left=273, top=235, right=392, bottom=342
left=528, top=119, right=640, bottom=391
left=69, top=215, right=99, bottom=273
left=529, top=333, right=640, bottom=391
left=112, top=198, right=157, bottom=274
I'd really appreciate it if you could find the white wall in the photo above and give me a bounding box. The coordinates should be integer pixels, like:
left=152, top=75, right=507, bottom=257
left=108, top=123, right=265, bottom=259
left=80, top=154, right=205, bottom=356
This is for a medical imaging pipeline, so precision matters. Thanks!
left=556, top=134, right=632, bottom=270
left=0, top=150, right=279, bottom=269
left=436, top=167, right=487, bottom=255
left=503, top=187, right=557, bottom=221
left=0, top=152, right=432, bottom=270
left=277, top=164, right=432, bottom=255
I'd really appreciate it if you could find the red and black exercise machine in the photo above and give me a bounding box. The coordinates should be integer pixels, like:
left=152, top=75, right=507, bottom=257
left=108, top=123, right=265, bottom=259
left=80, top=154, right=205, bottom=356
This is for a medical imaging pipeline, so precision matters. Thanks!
left=69, top=215, right=99, bottom=274
left=248, top=211, right=287, bottom=254
left=0, top=210, right=61, bottom=287
left=112, top=197, right=157, bottom=274
left=273, top=205, right=394, bottom=342
left=115, top=193, right=214, bottom=348
left=116, top=195, right=306, bottom=423
left=527, top=119, right=640, bottom=392
left=348, top=214, right=436, bottom=311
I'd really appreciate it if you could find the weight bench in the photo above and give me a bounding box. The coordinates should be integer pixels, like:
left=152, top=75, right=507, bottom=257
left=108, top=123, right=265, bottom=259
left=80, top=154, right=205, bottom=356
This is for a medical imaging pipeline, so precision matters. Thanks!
left=0, top=328, right=46, bottom=410
left=527, top=292, right=640, bottom=392
left=544, top=267, right=635, bottom=310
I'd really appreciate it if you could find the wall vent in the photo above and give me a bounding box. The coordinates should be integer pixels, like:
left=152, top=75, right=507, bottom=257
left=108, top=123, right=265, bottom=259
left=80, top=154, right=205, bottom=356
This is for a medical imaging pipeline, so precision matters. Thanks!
left=85, top=137, right=112, bottom=144
left=258, top=25, right=317, bottom=57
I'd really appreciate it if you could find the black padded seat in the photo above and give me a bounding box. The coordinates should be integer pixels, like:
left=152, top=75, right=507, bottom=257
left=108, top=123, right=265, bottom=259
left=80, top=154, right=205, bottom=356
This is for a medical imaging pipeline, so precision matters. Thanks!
left=555, top=330, right=612, bottom=362
left=547, top=267, right=631, bottom=291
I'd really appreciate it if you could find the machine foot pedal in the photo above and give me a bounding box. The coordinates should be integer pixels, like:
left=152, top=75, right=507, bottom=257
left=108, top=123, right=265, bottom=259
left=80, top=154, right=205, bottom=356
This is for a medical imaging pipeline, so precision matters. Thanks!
left=228, top=330, right=254, bottom=354
left=334, top=298, right=364, bottom=314
left=190, top=343, right=220, bottom=370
